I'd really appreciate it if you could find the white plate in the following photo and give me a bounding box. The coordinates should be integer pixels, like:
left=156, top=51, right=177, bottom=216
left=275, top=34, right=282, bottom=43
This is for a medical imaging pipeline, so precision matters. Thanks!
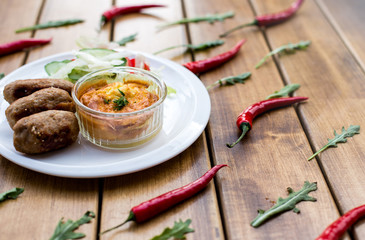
left=0, top=51, right=210, bottom=178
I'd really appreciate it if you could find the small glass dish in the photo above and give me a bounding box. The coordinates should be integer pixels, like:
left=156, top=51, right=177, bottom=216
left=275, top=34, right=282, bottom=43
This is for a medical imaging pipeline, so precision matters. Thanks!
left=72, top=67, right=167, bottom=149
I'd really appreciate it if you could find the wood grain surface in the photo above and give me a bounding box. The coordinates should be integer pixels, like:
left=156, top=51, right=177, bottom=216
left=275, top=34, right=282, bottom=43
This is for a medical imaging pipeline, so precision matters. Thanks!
left=0, top=0, right=364, bottom=239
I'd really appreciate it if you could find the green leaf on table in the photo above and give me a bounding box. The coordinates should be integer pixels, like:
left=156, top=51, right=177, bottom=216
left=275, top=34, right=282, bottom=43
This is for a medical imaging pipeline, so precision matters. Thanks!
left=0, top=73, right=4, bottom=80
left=15, top=19, right=84, bottom=33
left=0, top=187, right=24, bottom=202
left=307, top=125, right=360, bottom=161
left=265, top=83, right=301, bottom=99
left=115, top=33, right=137, bottom=46
left=49, top=211, right=95, bottom=240
left=206, top=72, right=251, bottom=90
left=255, top=40, right=311, bottom=69
left=251, top=181, right=317, bottom=227
left=154, top=40, right=224, bottom=55
left=150, top=219, right=194, bottom=240
left=158, top=11, right=234, bottom=30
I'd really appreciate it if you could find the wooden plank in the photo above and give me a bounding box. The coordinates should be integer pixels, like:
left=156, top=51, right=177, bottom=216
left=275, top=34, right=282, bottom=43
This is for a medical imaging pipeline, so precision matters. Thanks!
left=27, top=0, right=111, bottom=61
left=0, top=0, right=111, bottom=238
left=0, top=0, right=43, bottom=74
left=253, top=0, right=365, bottom=238
left=317, top=0, right=365, bottom=72
left=0, top=160, right=99, bottom=239
left=184, top=0, right=343, bottom=239
left=100, top=0, right=224, bottom=239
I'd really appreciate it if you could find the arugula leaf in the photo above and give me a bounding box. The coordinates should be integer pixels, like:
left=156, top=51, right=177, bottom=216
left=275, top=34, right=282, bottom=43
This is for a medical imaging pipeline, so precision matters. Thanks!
left=150, top=219, right=194, bottom=240
left=154, top=40, right=224, bottom=55
left=265, top=83, right=301, bottom=99
left=16, top=19, right=84, bottom=33
left=115, top=33, right=137, bottom=46
left=49, top=211, right=95, bottom=240
left=158, top=11, right=234, bottom=29
left=308, top=125, right=360, bottom=161
left=255, top=40, right=311, bottom=69
left=206, top=72, right=251, bottom=90
left=0, top=187, right=24, bottom=202
left=251, top=181, right=317, bottom=227
left=0, top=73, right=4, bottom=80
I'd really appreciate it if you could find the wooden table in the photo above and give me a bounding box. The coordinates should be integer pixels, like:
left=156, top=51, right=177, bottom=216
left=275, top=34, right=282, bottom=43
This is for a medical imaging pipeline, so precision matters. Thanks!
left=1, top=0, right=364, bottom=239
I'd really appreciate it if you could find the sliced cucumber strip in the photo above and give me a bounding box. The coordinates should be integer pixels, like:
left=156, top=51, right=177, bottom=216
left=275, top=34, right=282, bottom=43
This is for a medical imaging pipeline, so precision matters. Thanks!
left=68, top=68, right=90, bottom=82
left=44, top=59, right=72, bottom=76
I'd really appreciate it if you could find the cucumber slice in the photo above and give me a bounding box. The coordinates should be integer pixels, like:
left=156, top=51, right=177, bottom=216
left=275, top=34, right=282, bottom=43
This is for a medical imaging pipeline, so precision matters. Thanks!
left=79, top=48, right=116, bottom=58
left=44, top=59, right=72, bottom=76
left=68, top=68, right=90, bottom=82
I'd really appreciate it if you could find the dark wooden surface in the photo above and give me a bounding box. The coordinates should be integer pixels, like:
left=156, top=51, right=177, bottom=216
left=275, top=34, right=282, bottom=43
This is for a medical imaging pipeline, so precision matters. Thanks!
left=0, top=0, right=364, bottom=239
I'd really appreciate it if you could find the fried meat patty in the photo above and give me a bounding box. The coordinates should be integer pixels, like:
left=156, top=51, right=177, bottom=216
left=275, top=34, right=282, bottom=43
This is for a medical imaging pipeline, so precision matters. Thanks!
left=3, top=78, right=74, bottom=103
left=13, top=110, right=79, bottom=154
left=6, top=88, right=75, bottom=129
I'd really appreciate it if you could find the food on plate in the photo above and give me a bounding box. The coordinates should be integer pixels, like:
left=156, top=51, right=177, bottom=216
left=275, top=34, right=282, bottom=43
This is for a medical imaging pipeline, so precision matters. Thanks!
left=44, top=48, right=150, bottom=83
left=79, top=81, right=158, bottom=113
left=13, top=110, right=79, bottom=154
left=73, top=67, right=166, bottom=149
left=3, top=78, right=73, bottom=104
left=5, top=88, right=75, bottom=129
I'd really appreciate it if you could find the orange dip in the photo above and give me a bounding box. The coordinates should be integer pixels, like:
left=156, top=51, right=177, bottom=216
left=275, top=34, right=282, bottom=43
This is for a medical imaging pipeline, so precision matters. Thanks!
left=80, top=81, right=159, bottom=113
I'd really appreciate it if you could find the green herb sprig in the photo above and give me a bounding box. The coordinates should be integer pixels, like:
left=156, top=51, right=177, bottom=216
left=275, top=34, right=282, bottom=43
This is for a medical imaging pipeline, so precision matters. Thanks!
left=251, top=181, right=317, bottom=227
left=308, top=125, right=360, bottom=161
left=0, top=73, right=4, bottom=80
left=113, top=89, right=129, bottom=110
left=255, top=40, right=311, bottom=69
left=206, top=72, right=251, bottom=90
left=158, top=11, right=234, bottom=30
left=0, top=187, right=24, bottom=202
left=154, top=40, right=224, bottom=55
left=15, top=19, right=84, bottom=33
left=265, top=83, right=301, bottom=99
left=150, top=219, right=194, bottom=240
left=115, top=33, right=137, bottom=46
left=49, top=211, right=95, bottom=240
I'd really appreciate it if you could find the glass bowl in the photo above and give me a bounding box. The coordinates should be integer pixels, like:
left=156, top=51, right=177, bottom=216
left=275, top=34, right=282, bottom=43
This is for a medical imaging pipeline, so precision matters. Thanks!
left=72, top=67, right=167, bottom=149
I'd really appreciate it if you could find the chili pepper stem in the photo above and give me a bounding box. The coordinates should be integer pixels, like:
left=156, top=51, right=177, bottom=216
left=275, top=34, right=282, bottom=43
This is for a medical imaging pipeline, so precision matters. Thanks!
left=227, top=124, right=250, bottom=148
left=99, top=211, right=135, bottom=235
left=220, top=20, right=257, bottom=38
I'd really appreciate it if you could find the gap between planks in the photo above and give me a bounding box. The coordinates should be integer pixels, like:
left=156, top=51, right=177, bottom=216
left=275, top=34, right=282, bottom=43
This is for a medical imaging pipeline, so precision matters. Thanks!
left=315, top=0, right=365, bottom=76
left=248, top=0, right=348, bottom=230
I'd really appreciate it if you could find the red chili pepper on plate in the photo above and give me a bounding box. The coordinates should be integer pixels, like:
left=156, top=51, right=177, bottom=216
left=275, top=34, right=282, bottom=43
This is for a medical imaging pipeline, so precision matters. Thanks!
left=316, top=204, right=365, bottom=240
left=0, top=38, right=52, bottom=57
left=227, top=96, right=308, bottom=148
left=183, top=39, right=246, bottom=74
left=100, top=164, right=227, bottom=235
left=100, top=4, right=166, bottom=27
left=126, top=57, right=150, bottom=70
left=220, top=0, right=305, bottom=37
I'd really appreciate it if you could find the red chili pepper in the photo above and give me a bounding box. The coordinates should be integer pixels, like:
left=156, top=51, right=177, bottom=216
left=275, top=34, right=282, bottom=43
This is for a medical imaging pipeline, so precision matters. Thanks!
left=227, top=96, right=308, bottom=148
left=126, top=57, right=150, bottom=70
left=100, top=164, right=227, bottom=235
left=220, top=0, right=305, bottom=37
left=316, top=204, right=365, bottom=240
left=183, top=39, right=246, bottom=74
left=100, top=4, right=166, bottom=27
left=0, top=38, right=52, bottom=57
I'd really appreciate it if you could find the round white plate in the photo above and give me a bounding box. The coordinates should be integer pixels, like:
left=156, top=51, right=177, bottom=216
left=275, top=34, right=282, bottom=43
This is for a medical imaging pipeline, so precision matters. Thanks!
left=0, top=51, right=210, bottom=178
